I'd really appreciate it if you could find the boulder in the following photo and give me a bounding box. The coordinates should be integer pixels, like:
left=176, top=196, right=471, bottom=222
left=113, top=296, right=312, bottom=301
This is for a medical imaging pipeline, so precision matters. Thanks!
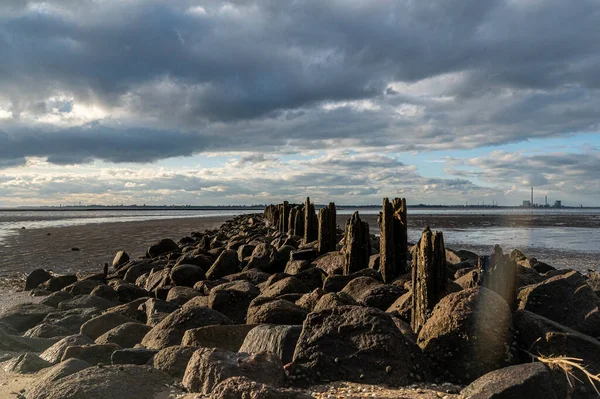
left=0, top=303, right=56, bottom=332
left=3, top=352, right=51, bottom=374
left=223, top=269, right=271, bottom=286
left=27, top=364, right=172, bottom=399
left=111, top=348, right=157, bottom=365
left=174, top=253, right=213, bottom=270
left=63, top=280, right=104, bottom=296
left=141, top=304, right=232, bottom=349
left=25, top=269, right=53, bottom=291
left=208, top=280, right=260, bottom=324
left=95, top=322, right=152, bottom=348
left=61, top=343, right=121, bottom=365
left=182, top=348, right=285, bottom=394
left=152, top=345, right=197, bottom=379
left=247, top=298, right=308, bottom=325
left=239, top=324, right=301, bottom=364
left=182, top=324, right=258, bottom=351
left=103, top=297, right=148, bottom=322
left=43, top=308, right=101, bottom=334
left=386, top=291, right=412, bottom=323
left=40, top=291, right=73, bottom=308
left=206, top=249, right=240, bottom=280
left=41, top=275, right=78, bottom=292
left=360, top=284, right=405, bottom=311
left=89, top=284, right=119, bottom=302
left=170, top=264, right=206, bottom=287
left=313, top=292, right=358, bottom=312
left=147, top=238, right=179, bottom=258
left=291, top=305, right=429, bottom=385
left=25, top=358, right=91, bottom=399
left=24, top=323, right=71, bottom=339
left=517, top=270, right=600, bottom=337
left=322, top=268, right=381, bottom=293
left=58, top=295, right=113, bottom=311
left=461, top=363, right=557, bottom=399
left=112, top=281, right=149, bottom=302
left=112, top=250, right=130, bottom=269
left=212, top=376, right=311, bottom=399
left=260, top=276, right=309, bottom=298
left=340, top=276, right=383, bottom=302
left=295, top=288, right=325, bottom=312
left=122, top=261, right=156, bottom=283
left=311, top=251, right=345, bottom=275
left=0, top=328, right=36, bottom=351
left=40, top=334, right=94, bottom=364
left=138, top=298, right=178, bottom=326
left=166, top=286, right=201, bottom=305
left=417, top=287, right=513, bottom=383
left=80, top=312, right=135, bottom=340
left=284, top=260, right=312, bottom=275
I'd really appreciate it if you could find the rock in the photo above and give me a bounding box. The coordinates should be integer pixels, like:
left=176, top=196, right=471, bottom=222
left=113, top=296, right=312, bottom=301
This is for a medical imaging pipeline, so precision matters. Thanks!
left=0, top=303, right=56, bottom=332
left=30, top=288, right=53, bottom=297
left=182, top=324, right=258, bottom=351
left=61, top=343, right=121, bottom=365
left=322, top=268, right=381, bottom=292
left=147, top=238, right=179, bottom=258
left=386, top=291, right=412, bottom=322
left=239, top=324, right=301, bottom=364
left=247, top=297, right=308, bottom=325
left=290, top=248, right=318, bottom=262
left=40, top=291, right=73, bottom=308
left=206, top=249, right=240, bottom=280
left=122, top=261, right=156, bottom=283
left=455, top=269, right=479, bottom=289
left=152, top=345, right=197, bottom=378
left=224, top=269, right=270, bottom=286
left=295, top=288, right=325, bottom=312
left=89, top=284, right=119, bottom=302
left=95, top=322, right=152, bottom=348
left=175, top=253, right=213, bottom=270
left=313, top=292, right=358, bottom=312
left=112, top=281, right=150, bottom=302
left=237, top=244, right=256, bottom=262
left=461, top=363, right=557, bottom=399
left=517, top=270, right=600, bottom=337
left=40, top=334, right=94, bottom=364
left=261, top=276, right=309, bottom=298
left=294, top=267, right=326, bottom=291
left=80, top=312, right=135, bottom=340
left=311, top=252, right=345, bottom=275
left=360, top=284, right=406, bottom=310
left=340, top=276, right=383, bottom=302
left=166, top=286, right=201, bottom=305
left=25, top=269, right=53, bottom=291
left=170, top=264, right=206, bottom=287
left=58, top=295, right=113, bottom=311
left=208, top=280, right=260, bottom=324
left=284, top=260, right=312, bottom=275
left=41, top=275, right=78, bottom=292
left=111, top=348, right=157, bottom=365
left=27, top=364, right=172, bottom=399
left=0, top=328, right=35, bottom=351
left=182, top=348, right=285, bottom=394
left=417, top=287, right=513, bottom=383
left=64, top=280, right=104, bottom=296
left=24, top=323, right=71, bottom=339
left=103, top=298, right=148, bottom=322
left=43, top=308, right=101, bottom=334
left=141, top=303, right=232, bottom=349
left=138, top=298, right=179, bottom=326
left=212, top=376, right=311, bottom=399
left=25, top=358, right=91, bottom=399
left=112, top=250, right=130, bottom=269
left=3, top=352, right=51, bottom=374
left=291, top=305, right=429, bottom=385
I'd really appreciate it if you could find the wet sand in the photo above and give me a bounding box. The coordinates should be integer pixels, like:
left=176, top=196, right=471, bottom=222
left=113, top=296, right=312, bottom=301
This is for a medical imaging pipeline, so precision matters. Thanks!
left=0, top=216, right=230, bottom=278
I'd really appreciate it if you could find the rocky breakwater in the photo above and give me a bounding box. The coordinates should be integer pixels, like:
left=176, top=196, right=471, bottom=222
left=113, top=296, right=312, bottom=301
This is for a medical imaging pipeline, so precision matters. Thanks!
left=0, top=199, right=599, bottom=398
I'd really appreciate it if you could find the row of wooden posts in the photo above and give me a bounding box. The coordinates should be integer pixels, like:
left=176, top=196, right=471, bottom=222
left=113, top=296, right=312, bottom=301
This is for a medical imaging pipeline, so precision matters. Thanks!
left=264, top=197, right=449, bottom=333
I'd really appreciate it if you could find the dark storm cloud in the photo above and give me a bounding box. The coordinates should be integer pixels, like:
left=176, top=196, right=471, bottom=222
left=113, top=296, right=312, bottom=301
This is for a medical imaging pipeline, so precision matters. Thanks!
left=0, top=0, right=599, bottom=165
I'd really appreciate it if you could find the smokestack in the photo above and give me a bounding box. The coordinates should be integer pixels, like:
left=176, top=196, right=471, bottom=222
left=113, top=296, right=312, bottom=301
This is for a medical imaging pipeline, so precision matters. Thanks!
left=531, top=187, right=534, bottom=205
left=545, top=195, right=547, bottom=206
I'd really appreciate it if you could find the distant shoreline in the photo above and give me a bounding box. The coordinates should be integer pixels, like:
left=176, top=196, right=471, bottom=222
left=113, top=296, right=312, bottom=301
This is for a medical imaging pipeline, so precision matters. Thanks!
left=2, top=205, right=600, bottom=211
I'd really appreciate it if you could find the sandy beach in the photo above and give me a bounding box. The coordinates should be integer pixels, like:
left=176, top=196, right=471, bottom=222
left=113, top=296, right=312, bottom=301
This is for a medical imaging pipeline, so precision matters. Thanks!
left=0, top=216, right=230, bottom=279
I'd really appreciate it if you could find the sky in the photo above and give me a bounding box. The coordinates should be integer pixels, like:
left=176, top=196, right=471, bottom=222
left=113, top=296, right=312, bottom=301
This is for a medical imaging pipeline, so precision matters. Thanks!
left=1, top=0, right=600, bottom=207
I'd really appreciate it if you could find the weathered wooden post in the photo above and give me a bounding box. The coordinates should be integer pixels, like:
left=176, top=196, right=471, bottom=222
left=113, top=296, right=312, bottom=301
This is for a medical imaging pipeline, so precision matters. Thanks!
left=481, top=245, right=517, bottom=310
left=293, top=206, right=305, bottom=238
left=379, top=198, right=408, bottom=283
left=304, top=197, right=318, bottom=243
left=264, top=204, right=279, bottom=228
left=343, top=212, right=371, bottom=275
left=411, top=227, right=446, bottom=333
left=288, top=207, right=298, bottom=236
left=317, top=202, right=337, bottom=254
left=278, top=201, right=290, bottom=234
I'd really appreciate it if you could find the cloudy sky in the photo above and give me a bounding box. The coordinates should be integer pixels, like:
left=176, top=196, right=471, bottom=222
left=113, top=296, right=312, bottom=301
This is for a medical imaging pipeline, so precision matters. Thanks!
left=1, top=0, right=599, bottom=207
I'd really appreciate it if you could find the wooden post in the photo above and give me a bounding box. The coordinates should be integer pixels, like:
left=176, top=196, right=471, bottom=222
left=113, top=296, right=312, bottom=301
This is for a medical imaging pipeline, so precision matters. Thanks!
left=411, top=227, right=446, bottom=333
left=304, top=197, right=318, bottom=243
left=343, top=212, right=371, bottom=275
left=481, top=245, right=517, bottom=310
left=317, top=202, right=337, bottom=254
left=379, top=198, right=408, bottom=283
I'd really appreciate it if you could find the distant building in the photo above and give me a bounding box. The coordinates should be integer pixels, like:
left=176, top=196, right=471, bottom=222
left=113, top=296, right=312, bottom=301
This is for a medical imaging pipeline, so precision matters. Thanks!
left=554, top=200, right=562, bottom=208
left=522, top=200, right=531, bottom=207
